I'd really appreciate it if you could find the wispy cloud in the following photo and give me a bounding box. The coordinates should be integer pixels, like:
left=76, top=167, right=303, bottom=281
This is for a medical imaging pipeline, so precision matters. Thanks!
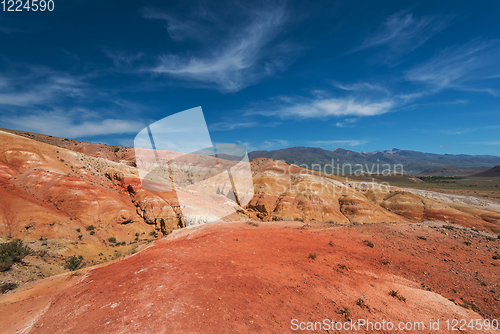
left=145, top=4, right=297, bottom=92
left=247, top=96, right=395, bottom=119
left=307, top=139, right=368, bottom=147
left=355, top=11, right=450, bottom=64
left=237, top=139, right=290, bottom=152
left=467, top=141, right=500, bottom=146
left=332, top=81, right=390, bottom=95
left=406, top=39, right=500, bottom=94
left=103, top=49, right=144, bottom=69
left=420, top=125, right=500, bottom=135
left=1, top=109, right=144, bottom=138
left=142, top=8, right=215, bottom=42
left=0, top=70, right=87, bottom=107
left=209, top=119, right=280, bottom=132
left=335, top=118, right=358, bottom=128
left=209, top=121, right=258, bottom=132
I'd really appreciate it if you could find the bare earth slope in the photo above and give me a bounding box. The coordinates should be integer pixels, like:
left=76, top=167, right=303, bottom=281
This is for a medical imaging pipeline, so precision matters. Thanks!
left=1, top=221, right=499, bottom=333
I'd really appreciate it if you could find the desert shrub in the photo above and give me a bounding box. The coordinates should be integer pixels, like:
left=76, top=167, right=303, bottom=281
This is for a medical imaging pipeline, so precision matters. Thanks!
left=89, top=231, right=95, bottom=235
left=443, top=225, right=455, bottom=231
left=113, top=147, right=119, bottom=153
left=338, top=264, right=348, bottom=270
left=363, top=240, right=374, bottom=248
left=86, top=225, right=95, bottom=231
left=78, top=235, right=83, bottom=240
left=308, top=253, right=317, bottom=260
left=356, top=298, right=369, bottom=310
left=108, top=237, right=116, bottom=243
left=38, top=250, right=47, bottom=257
left=389, top=289, right=406, bottom=302
left=247, top=222, right=259, bottom=227
left=0, top=240, right=33, bottom=272
left=458, top=300, right=481, bottom=313
left=381, top=258, right=392, bottom=265
left=328, top=241, right=335, bottom=247
left=76, top=228, right=81, bottom=232
left=64, top=255, right=83, bottom=271
left=0, top=282, right=18, bottom=293
left=337, top=306, right=351, bottom=319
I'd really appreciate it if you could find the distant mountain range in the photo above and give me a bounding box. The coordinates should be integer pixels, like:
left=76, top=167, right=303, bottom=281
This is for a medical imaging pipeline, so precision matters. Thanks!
left=248, top=147, right=500, bottom=175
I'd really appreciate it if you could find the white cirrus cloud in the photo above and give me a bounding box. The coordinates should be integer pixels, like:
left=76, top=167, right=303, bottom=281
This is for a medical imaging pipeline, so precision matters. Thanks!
left=1, top=110, right=144, bottom=138
left=355, top=11, right=450, bottom=64
left=406, top=39, right=500, bottom=94
left=247, top=96, right=395, bottom=119
left=0, top=71, right=88, bottom=107
left=335, top=118, right=359, bottom=128
left=308, top=139, right=368, bottom=147
left=145, top=4, right=297, bottom=92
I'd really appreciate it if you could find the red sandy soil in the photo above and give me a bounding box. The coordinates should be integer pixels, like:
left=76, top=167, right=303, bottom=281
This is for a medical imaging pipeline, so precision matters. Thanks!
left=1, top=221, right=499, bottom=333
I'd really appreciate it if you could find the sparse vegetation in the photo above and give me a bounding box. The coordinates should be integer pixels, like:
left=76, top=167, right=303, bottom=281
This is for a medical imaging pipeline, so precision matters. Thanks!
left=113, top=147, right=119, bottom=153
left=0, top=282, right=18, bottom=293
left=380, top=258, right=392, bottom=265
left=458, top=300, right=481, bottom=314
left=78, top=235, right=83, bottom=240
left=86, top=225, right=95, bottom=231
left=247, top=221, right=259, bottom=227
left=337, top=306, right=351, bottom=319
left=389, top=289, right=406, bottom=302
left=0, top=239, right=33, bottom=272
left=308, top=253, right=317, bottom=260
left=356, top=298, right=369, bottom=310
left=328, top=241, right=335, bottom=247
left=76, top=228, right=81, bottom=232
left=337, top=264, right=348, bottom=270
left=108, top=237, right=116, bottom=243
left=113, top=251, right=123, bottom=259
left=64, top=255, right=83, bottom=271
left=363, top=240, right=374, bottom=248
left=90, top=231, right=95, bottom=235
left=442, top=225, right=455, bottom=231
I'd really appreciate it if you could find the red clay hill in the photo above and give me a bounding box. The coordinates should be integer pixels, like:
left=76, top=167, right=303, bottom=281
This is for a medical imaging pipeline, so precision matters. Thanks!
left=1, top=221, right=499, bottom=333
left=1, top=129, right=500, bottom=332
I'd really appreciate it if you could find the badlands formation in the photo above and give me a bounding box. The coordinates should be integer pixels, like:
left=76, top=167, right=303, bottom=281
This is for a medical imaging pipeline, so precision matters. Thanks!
left=0, top=129, right=499, bottom=333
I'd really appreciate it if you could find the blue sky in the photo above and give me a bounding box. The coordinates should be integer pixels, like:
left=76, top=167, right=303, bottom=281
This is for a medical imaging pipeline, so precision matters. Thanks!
left=1, top=0, right=500, bottom=155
